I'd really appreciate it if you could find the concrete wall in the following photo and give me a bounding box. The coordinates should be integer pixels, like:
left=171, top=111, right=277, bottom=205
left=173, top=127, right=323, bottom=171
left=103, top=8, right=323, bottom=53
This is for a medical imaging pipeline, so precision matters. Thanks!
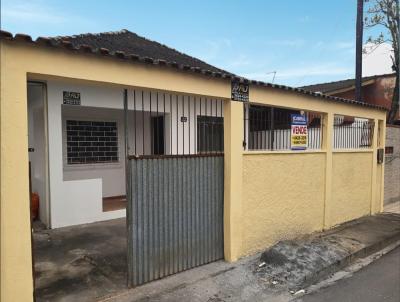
left=239, top=150, right=377, bottom=256
left=384, top=126, right=400, bottom=204
left=242, top=153, right=325, bottom=255
left=330, top=152, right=372, bottom=225
left=225, top=84, right=387, bottom=258
left=62, top=106, right=126, bottom=198
left=0, top=39, right=387, bottom=301
left=47, top=80, right=126, bottom=228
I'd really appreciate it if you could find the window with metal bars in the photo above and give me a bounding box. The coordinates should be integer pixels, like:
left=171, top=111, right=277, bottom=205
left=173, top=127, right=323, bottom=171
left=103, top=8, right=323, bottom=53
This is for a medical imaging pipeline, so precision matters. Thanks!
left=243, top=104, right=323, bottom=151
left=333, top=115, right=374, bottom=149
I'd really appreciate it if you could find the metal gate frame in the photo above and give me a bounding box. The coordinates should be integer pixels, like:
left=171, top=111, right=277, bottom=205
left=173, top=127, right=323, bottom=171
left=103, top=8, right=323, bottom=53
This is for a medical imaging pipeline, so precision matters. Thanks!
left=123, top=89, right=225, bottom=287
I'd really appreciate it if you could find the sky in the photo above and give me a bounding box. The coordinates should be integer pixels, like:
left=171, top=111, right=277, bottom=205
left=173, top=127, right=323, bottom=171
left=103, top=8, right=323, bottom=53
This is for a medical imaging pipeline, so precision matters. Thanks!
left=0, top=0, right=394, bottom=86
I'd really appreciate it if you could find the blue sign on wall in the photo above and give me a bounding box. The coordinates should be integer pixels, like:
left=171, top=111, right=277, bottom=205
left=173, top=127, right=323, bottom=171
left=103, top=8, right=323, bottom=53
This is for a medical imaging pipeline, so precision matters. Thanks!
left=291, top=114, right=307, bottom=125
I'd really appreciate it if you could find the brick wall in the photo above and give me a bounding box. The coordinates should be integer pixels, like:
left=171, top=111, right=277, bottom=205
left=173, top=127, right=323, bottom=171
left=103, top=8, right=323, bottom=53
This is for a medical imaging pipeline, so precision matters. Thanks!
left=384, top=126, right=400, bottom=204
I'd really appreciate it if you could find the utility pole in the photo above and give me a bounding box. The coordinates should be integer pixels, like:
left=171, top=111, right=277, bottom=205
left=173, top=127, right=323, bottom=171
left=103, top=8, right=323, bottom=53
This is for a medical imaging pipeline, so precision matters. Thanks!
left=355, top=0, right=364, bottom=102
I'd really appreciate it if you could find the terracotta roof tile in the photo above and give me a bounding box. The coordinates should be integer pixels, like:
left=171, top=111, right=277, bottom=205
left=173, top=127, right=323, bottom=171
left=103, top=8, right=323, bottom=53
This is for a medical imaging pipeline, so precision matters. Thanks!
left=300, top=73, right=395, bottom=93
left=50, top=29, right=231, bottom=75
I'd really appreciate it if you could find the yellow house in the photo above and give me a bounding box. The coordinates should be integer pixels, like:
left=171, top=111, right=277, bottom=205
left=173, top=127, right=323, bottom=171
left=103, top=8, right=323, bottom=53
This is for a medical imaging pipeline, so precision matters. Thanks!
left=0, top=29, right=386, bottom=301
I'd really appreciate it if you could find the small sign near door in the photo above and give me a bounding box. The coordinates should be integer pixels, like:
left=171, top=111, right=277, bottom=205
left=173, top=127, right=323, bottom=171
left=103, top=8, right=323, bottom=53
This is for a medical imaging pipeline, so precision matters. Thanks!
left=231, top=81, right=249, bottom=102
left=290, top=114, right=308, bottom=150
left=63, top=91, right=81, bottom=105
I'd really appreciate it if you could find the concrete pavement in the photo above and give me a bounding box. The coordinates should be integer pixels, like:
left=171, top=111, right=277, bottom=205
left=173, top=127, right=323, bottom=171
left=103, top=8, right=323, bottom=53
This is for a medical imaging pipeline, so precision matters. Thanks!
left=33, top=218, right=127, bottom=302
left=256, top=213, right=400, bottom=291
left=384, top=200, right=400, bottom=214
left=33, top=213, right=400, bottom=302
left=296, top=246, right=400, bottom=302
left=104, top=213, right=400, bottom=302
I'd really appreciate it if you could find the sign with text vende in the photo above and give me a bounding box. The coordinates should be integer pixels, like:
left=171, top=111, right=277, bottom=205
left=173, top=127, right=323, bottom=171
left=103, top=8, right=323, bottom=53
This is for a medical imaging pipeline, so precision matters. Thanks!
left=291, top=114, right=308, bottom=150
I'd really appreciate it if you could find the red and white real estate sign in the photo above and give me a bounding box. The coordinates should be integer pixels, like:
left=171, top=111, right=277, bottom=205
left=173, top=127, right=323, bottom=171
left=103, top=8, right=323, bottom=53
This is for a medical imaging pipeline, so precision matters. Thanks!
left=291, top=114, right=308, bottom=150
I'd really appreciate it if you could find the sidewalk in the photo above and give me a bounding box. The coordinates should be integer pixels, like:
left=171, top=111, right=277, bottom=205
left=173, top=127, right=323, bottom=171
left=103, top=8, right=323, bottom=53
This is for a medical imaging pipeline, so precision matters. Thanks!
left=256, top=213, right=400, bottom=291
left=102, top=213, right=400, bottom=302
left=384, top=200, right=400, bottom=214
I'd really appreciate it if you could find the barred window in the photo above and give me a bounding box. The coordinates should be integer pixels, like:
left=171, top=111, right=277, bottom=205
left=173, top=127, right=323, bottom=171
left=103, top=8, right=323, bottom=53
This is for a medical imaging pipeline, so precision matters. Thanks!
left=333, top=115, right=374, bottom=149
left=244, top=104, right=323, bottom=151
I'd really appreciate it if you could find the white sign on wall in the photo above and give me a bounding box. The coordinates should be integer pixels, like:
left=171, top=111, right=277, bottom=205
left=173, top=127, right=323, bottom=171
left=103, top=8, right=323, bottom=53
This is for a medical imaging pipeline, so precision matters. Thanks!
left=291, top=114, right=308, bottom=150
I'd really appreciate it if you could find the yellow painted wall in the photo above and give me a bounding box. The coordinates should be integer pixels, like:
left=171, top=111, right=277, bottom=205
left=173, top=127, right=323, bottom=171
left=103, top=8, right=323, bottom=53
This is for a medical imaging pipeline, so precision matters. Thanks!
left=329, top=152, right=373, bottom=226
left=0, top=40, right=231, bottom=302
left=242, top=153, right=325, bottom=255
left=5, top=42, right=230, bottom=98
left=0, top=58, right=33, bottom=302
left=0, top=39, right=387, bottom=300
left=223, top=101, right=243, bottom=261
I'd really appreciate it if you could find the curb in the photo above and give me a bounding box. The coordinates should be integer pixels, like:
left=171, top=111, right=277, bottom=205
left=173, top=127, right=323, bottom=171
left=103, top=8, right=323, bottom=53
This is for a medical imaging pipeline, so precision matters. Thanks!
left=297, top=230, right=400, bottom=290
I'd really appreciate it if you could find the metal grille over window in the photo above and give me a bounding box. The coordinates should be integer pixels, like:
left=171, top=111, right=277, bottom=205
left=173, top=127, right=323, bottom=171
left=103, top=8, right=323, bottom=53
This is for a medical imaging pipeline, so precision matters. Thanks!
left=243, top=104, right=323, bottom=151
left=333, top=115, right=374, bottom=149
left=66, top=120, right=118, bottom=164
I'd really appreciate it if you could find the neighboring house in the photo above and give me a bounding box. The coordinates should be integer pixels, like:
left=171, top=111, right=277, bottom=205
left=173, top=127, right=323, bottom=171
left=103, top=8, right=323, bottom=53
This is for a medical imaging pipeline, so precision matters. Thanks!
left=301, top=74, right=400, bottom=205
left=301, top=73, right=398, bottom=122
left=1, top=29, right=387, bottom=300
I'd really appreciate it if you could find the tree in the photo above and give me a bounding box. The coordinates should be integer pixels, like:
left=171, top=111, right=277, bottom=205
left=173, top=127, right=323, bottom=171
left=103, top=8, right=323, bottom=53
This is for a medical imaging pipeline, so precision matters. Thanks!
left=364, top=0, right=399, bottom=123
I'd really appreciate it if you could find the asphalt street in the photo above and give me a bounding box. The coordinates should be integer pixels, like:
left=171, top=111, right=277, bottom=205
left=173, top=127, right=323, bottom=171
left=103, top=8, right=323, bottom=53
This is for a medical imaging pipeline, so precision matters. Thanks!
left=296, top=246, right=400, bottom=302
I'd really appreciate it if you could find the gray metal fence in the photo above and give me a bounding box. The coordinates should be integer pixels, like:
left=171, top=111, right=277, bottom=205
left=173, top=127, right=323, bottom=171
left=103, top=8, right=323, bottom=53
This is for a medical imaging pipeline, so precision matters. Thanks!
left=127, top=154, right=224, bottom=287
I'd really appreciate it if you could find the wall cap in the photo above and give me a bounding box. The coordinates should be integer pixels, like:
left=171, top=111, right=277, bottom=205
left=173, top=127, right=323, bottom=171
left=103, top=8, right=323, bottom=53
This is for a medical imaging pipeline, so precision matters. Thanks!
left=333, top=149, right=374, bottom=153
left=243, top=150, right=326, bottom=155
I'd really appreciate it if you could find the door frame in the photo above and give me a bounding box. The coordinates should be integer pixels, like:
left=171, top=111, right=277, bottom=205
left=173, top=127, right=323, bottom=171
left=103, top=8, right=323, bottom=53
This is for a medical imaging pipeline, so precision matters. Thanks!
left=151, top=115, right=165, bottom=155
left=27, top=81, right=51, bottom=228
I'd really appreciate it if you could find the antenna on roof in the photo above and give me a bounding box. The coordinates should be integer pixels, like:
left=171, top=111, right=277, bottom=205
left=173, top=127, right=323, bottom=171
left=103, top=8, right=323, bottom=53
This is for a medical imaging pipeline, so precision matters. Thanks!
left=266, top=71, right=277, bottom=83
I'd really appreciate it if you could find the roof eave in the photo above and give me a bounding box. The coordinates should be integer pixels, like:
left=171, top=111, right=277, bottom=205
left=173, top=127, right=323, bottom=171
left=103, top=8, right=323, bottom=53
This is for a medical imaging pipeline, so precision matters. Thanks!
left=0, top=30, right=387, bottom=112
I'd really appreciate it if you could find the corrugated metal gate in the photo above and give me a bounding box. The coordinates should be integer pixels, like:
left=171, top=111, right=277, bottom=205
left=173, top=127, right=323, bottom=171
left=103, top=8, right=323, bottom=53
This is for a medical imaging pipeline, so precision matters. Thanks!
left=128, top=155, right=224, bottom=286
left=124, top=89, right=224, bottom=287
